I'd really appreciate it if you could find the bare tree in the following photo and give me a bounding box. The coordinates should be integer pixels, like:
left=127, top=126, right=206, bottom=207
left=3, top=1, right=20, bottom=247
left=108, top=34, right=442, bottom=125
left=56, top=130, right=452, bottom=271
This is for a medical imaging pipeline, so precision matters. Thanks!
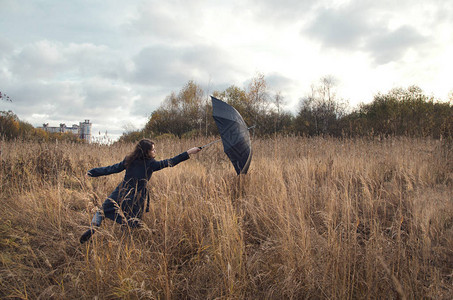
left=296, top=75, right=348, bottom=136
left=273, top=91, right=286, bottom=135
left=0, top=91, right=12, bottom=102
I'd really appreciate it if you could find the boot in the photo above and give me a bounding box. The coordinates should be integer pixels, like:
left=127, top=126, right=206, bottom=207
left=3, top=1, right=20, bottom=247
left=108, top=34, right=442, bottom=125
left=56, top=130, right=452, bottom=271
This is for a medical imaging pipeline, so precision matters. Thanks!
left=80, top=210, right=104, bottom=244
left=80, top=228, right=95, bottom=244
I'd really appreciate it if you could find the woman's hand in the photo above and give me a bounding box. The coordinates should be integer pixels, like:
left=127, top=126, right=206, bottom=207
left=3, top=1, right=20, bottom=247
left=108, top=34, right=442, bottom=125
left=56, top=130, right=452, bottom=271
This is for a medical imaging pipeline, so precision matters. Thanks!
left=187, top=147, right=202, bottom=155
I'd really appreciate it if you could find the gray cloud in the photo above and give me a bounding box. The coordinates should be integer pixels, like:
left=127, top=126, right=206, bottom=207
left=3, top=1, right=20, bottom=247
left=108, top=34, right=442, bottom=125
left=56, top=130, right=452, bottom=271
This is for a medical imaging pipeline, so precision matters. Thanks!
left=80, top=78, right=133, bottom=109
left=304, top=6, right=369, bottom=49
left=365, top=26, right=427, bottom=65
left=244, top=0, right=317, bottom=23
left=129, top=44, right=240, bottom=88
left=127, top=43, right=244, bottom=116
left=0, top=37, right=14, bottom=58
left=6, top=40, right=127, bottom=82
left=130, top=94, right=166, bottom=118
left=124, top=5, right=188, bottom=41
left=0, top=1, right=132, bottom=46
left=130, top=47, right=188, bottom=87
left=245, top=0, right=433, bottom=65
left=436, top=1, right=453, bottom=22
left=4, top=80, right=79, bottom=119
left=123, top=0, right=208, bottom=43
left=9, top=41, right=67, bottom=79
left=266, top=72, right=296, bottom=93
left=303, top=2, right=429, bottom=64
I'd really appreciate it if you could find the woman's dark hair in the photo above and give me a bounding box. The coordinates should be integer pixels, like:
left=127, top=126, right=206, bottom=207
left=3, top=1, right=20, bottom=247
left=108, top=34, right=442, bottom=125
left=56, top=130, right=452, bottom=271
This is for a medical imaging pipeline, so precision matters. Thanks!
left=124, top=139, right=155, bottom=168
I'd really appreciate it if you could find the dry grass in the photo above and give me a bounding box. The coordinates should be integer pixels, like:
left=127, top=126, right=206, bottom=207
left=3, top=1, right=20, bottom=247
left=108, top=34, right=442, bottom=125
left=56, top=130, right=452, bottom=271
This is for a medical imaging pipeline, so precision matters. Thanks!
left=0, top=137, right=452, bottom=299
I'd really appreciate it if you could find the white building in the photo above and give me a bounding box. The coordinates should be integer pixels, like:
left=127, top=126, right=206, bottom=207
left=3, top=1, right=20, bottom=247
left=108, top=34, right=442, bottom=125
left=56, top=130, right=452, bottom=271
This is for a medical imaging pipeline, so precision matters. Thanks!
left=39, top=119, right=92, bottom=142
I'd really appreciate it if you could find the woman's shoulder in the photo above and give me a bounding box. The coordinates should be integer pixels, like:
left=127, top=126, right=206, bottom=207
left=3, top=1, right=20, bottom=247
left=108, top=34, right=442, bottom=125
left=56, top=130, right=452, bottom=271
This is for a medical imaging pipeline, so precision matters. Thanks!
left=124, top=158, right=147, bottom=168
left=146, top=158, right=157, bottom=165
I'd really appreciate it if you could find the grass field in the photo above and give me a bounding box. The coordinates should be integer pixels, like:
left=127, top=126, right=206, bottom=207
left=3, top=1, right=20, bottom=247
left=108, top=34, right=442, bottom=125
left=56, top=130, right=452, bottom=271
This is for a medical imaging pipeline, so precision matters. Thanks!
left=1, top=137, right=452, bottom=299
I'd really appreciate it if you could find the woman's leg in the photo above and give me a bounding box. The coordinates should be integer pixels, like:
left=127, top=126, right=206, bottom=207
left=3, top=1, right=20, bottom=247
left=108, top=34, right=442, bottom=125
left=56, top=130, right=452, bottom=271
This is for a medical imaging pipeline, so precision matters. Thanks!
left=80, top=210, right=104, bottom=244
left=91, top=210, right=104, bottom=226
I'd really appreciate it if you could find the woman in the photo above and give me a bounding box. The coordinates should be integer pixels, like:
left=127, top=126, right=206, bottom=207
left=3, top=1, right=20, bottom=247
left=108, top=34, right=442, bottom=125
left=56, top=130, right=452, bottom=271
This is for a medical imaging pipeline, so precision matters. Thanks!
left=80, top=138, right=201, bottom=243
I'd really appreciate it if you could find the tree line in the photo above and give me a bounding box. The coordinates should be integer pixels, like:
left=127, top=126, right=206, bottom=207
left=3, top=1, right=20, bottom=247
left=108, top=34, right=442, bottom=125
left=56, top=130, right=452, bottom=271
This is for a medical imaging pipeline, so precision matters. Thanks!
left=119, top=75, right=452, bottom=142
left=0, top=92, right=85, bottom=143
left=1, top=76, right=452, bottom=143
left=0, top=111, right=83, bottom=142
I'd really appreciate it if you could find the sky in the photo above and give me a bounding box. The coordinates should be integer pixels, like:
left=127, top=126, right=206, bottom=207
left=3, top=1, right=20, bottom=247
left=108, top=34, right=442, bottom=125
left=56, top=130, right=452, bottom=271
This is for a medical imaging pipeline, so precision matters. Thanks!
left=1, top=0, right=452, bottom=141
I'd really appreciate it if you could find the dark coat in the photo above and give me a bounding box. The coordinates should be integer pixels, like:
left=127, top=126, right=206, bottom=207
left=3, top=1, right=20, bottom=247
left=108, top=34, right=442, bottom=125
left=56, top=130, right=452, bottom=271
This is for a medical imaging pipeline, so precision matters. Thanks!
left=88, top=151, right=190, bottom=227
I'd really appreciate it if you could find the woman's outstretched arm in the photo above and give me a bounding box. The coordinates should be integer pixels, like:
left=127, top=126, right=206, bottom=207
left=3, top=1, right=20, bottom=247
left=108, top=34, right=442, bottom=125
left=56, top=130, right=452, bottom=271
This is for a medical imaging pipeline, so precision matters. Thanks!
left=151, top=147, right=201, bottom=172
left=87, top=160, right=126, bottom=177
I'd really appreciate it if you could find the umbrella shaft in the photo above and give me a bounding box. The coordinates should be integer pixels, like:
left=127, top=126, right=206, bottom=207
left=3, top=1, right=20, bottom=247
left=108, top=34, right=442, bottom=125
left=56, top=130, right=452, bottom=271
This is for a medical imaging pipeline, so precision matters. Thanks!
left=200, top=139, right=221, bottom=149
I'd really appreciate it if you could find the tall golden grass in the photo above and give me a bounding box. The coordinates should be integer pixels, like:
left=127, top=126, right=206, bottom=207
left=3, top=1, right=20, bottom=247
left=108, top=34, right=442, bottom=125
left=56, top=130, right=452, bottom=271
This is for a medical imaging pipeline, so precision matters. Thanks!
left=1, top=137, right=452, bottom=299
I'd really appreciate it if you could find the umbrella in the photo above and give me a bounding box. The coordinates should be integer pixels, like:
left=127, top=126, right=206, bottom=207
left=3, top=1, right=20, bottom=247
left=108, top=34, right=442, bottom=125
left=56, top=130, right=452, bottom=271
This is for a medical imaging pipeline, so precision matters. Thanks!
left=207, top=96, right=253, bottom=175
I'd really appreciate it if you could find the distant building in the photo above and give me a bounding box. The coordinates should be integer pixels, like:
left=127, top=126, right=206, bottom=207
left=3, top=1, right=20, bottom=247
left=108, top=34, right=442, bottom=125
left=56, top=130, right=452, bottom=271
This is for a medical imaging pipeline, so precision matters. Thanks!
left=39, top=119, right=92, bottom=142
left=79, top=119, right=92, bottom=142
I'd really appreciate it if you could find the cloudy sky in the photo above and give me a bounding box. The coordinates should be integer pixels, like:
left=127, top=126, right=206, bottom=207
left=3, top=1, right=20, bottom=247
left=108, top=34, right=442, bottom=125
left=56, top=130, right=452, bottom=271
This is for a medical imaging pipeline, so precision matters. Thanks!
left=1, top=0, right=452, bottom=141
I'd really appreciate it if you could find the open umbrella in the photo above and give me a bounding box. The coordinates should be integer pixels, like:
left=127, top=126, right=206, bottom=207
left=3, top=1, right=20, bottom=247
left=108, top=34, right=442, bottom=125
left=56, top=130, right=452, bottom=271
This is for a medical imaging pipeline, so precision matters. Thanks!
left=206, top=96, right=253, bottom=175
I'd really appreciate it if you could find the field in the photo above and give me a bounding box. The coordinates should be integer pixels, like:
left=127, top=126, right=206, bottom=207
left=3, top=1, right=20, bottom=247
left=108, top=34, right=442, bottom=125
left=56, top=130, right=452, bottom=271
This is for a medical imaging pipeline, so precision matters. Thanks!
left=1, top=137, right=452, bottom=299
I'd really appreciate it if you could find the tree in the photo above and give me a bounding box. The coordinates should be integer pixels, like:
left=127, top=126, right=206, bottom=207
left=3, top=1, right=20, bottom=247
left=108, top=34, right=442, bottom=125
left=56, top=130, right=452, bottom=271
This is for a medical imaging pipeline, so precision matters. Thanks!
left=118, top=130, right=145, bottom=143
left=351, top=86, right=453, bottom=138
left=0, top=111, right=20, bottom=139
left=247, top=73, right=270, bottom=134
left=247, top=73, right=269, bottom=111
left=294, top=76, right=348, bottom=136
left=270, top=92, right=294, bottom=135
left=214, top=74, right=288, bottom=136
left=143, top=81, right=209, bottom=138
